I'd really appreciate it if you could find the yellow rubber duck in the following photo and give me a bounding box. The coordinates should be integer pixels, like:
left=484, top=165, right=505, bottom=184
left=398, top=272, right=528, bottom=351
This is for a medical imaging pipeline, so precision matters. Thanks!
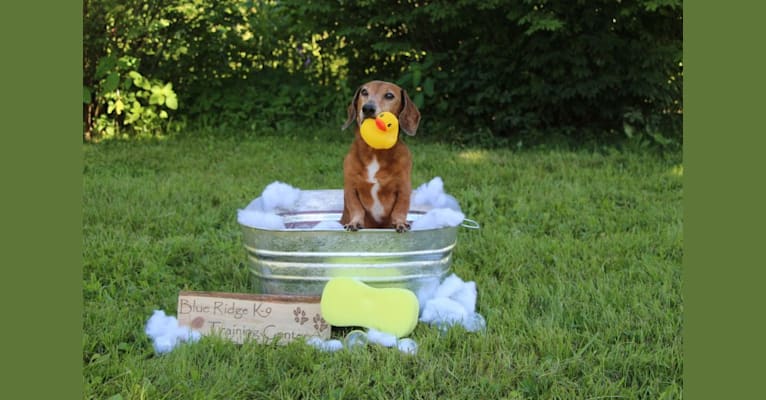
left=360, top=112, right=399, bottom=149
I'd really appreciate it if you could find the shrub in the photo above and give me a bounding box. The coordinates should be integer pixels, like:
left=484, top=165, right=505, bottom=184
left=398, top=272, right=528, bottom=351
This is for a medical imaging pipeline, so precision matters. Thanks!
left=83, top=0, right=183, bottom=140
left=83, top=0, right=682, bottom=145
left=83, top=0, right=349, bottom=140
left=280, top=0, right=682, bottom=143
left=83, top=54, right=178, bottom=139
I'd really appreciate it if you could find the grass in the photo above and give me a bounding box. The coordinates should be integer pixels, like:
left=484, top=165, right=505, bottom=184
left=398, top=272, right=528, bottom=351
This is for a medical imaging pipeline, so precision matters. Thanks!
left=83, top=130, right=682, bottom=399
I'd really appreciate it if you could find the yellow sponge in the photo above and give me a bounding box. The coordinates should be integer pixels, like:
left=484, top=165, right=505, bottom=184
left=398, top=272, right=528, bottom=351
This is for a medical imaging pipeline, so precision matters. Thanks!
left=320, top=278, right=419, bottom=338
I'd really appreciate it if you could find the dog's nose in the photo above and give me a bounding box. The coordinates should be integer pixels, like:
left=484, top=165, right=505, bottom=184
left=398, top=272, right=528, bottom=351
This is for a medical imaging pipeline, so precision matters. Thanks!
left=362, top=102, right=377, bottom=118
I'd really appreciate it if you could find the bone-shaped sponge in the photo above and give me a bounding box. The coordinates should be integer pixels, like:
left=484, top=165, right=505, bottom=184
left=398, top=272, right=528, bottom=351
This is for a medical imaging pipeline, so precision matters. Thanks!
left=320, top=278, right=419, bottom=338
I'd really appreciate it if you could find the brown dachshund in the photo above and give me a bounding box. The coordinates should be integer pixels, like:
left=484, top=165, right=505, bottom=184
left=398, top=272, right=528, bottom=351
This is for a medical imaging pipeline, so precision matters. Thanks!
left=340, top=80, right=421, bottom=232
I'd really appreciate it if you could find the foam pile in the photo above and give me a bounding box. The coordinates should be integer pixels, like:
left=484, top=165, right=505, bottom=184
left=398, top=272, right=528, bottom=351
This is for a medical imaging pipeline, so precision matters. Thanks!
left=418, top=274, right=486, bottom=332
left=237, top=181, right=301, bottom=229
left=145, top=310, right=201, bottom=354
left=237, top=177, right=466, bottom=231
left=411, top=177, right=462, bottom=212
left=410, top=177, right=465, bottom=230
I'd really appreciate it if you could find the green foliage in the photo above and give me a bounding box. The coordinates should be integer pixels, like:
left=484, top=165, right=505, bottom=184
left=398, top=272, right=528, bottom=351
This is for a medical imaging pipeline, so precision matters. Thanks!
left=84, top=53, right=179, bottom=139
left=280, top=0, right=683, bottom=143
left=83, top=0, right=682, bottom=145
left=182, top=69, right=350, bottom=133
left=83, top=1, right=184, bottom=140
left=622, top=107, right=680, bottom=151
left=83, top=0, right=350, bottom=140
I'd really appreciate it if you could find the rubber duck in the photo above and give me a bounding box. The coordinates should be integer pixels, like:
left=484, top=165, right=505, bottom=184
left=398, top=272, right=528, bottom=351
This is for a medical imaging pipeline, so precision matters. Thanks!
left=360, top=111, right=399, bottom=149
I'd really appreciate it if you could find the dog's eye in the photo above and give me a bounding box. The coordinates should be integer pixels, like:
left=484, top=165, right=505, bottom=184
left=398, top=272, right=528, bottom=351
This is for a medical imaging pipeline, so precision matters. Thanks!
left=360, top=89, right=369, bottom=97
left=384, top=92, right=395, bottom=100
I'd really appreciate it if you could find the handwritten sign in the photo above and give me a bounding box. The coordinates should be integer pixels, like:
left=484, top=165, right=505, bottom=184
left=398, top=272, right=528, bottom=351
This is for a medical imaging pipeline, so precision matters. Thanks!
left=176, top=291, right=330, bottom=344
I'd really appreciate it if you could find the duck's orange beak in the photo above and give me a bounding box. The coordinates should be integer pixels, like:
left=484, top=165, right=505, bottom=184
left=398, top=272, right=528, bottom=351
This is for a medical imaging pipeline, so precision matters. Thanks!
left=375, top=117, right=387, bottom=131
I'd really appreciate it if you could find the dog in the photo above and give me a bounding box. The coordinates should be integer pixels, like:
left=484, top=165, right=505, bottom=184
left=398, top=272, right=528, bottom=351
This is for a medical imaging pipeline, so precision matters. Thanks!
left=340, top=80, right=421, bottom=232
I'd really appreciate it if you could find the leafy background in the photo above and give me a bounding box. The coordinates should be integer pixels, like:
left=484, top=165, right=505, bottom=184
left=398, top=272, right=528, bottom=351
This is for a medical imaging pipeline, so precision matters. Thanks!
left=83, top=0, right=682, bottom=146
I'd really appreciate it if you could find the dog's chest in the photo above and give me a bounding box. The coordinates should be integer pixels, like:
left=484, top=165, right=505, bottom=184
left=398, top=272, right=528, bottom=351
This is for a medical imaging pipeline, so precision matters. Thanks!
left=365, top=157, right=385, bottom=221
left=366, top=157, right=380, bottom=183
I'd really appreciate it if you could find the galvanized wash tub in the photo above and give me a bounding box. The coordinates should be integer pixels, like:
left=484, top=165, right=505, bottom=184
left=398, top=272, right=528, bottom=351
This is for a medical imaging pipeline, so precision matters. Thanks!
left=239, top=190, right=477, bottom=296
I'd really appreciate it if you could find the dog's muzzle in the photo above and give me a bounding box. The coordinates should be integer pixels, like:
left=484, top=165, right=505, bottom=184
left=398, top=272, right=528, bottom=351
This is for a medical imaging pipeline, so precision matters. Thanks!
left=361, top=102, right=377, bottom=118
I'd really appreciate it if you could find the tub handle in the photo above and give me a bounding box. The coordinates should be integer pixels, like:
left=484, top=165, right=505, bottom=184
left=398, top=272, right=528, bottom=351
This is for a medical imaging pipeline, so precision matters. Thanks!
left=461, top=218, right=481, bottom=230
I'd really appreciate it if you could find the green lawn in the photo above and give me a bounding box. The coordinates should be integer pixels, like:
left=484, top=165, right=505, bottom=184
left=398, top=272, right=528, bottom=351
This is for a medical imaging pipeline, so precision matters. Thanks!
left=83, top=131, right=682, bottom=399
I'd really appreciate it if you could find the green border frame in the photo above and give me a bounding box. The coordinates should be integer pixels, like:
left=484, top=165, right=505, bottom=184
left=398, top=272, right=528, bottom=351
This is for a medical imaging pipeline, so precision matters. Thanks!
left=2, top=2, right=82, bottom=397
left=684, top=2, right=766, bottom=399
left=4, top=1, right=765, bottom=398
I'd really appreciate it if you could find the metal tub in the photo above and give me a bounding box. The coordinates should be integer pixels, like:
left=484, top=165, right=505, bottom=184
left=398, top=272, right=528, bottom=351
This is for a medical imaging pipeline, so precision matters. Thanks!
left=240, top=190, right=471, bottom=296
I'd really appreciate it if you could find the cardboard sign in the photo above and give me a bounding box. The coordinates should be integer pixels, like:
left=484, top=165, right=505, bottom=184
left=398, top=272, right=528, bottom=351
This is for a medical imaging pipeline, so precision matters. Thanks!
left=176, top=291, right=330, bottom=344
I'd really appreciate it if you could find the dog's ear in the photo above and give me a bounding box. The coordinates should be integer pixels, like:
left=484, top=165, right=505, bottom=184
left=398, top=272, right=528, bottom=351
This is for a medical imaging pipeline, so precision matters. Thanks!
left=399, top=89, right=421, bottom=136
left=342, top=86, right=361, bottom=130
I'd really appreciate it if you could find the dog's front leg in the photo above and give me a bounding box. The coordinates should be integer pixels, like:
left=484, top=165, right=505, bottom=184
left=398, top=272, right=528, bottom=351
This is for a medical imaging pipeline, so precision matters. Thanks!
left=390, top=189, right=412, bottom=233
left=341, top=188, right=365, bottom=231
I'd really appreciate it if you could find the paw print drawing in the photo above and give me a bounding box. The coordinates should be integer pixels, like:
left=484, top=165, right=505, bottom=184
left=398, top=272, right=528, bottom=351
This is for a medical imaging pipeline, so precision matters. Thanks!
left=293, top=307, right=309, bottom=325
left=313, top=313, right=328, bottom=332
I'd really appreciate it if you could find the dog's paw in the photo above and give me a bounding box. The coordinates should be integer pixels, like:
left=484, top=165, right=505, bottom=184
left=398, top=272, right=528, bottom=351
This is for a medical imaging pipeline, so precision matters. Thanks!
left=393, top=221, right=411, bottom=233
left=344, top=222, right=363, bottom=232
